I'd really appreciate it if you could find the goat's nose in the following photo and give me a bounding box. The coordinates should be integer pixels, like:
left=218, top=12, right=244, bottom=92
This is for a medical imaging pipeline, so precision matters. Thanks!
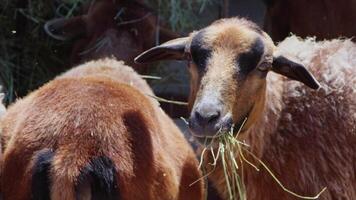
left=194, top=106, right=221, bottom=126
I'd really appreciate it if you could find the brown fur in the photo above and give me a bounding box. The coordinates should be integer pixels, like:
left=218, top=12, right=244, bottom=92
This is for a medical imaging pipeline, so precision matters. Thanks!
left=0, top=59, right=204, bottom=200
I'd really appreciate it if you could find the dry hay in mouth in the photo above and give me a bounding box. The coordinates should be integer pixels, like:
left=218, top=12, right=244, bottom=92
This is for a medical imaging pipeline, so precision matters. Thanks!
left=188, top=118, right=326, bottom=200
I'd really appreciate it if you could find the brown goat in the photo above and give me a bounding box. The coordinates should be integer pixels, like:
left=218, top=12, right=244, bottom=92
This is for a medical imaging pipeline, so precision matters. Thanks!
left=263, top=0, right=356, bottom=41
left=0, top=58, right=204, bottom=200
left=135, top=17, right=356, bottom=199
left=44, top=0, right=179, bottom=72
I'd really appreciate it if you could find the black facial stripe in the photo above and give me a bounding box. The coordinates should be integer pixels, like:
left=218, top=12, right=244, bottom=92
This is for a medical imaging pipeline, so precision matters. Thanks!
left=238, top=37, right=264, bottom=74
left=192, top=49, right=211, bottom=71
left=190, top=31, right=211, bottom=72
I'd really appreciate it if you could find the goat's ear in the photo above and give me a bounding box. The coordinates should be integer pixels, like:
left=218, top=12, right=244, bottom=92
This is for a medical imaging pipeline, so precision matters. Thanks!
left=271, top=55, right=320, bottom=89
left=134, top=37, right=189, bottom=64
left=44, top=16, right=86, bottom=41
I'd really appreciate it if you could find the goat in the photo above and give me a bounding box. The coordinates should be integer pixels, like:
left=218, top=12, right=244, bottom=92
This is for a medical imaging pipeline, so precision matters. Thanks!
left=44, top=0, right=179, bottom=72
left=0, top=58, right=204, bottom=200
left=135, top=17, right=356, bottom=199
left=263, top=0, right=356, bottom=41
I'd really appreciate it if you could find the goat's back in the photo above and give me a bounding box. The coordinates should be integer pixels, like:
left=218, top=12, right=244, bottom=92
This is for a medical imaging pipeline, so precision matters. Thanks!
left=0, top=62, right=203, bottom=199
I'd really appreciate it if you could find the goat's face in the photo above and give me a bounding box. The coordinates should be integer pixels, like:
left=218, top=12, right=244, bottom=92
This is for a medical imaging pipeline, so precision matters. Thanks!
left=135, top=18, right=320, bottom=141
left=185, top=21, right=274, bottom=138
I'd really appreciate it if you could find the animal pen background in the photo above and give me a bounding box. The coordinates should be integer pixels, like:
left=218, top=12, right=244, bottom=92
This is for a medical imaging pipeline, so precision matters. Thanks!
left=1, top=0, right=355, bottom=108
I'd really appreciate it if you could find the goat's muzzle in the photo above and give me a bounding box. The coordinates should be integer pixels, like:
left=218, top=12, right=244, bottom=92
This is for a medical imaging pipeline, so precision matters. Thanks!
left=188, top=102, right=233, bottom=140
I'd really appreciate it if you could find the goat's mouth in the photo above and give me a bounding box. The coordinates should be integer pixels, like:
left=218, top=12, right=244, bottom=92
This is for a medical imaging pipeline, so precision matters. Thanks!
left=189, top=111, right=251, bottom=145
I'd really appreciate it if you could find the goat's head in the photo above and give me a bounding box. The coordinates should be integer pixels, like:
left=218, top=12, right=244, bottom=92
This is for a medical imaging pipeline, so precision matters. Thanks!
left=135, top=18, right=320, bottom=141
left=44, top=0, right=178, bottom=71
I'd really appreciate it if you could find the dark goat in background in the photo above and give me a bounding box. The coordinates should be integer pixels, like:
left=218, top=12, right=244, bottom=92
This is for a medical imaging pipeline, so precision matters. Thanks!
left=44, top=0, right=179, bottom=73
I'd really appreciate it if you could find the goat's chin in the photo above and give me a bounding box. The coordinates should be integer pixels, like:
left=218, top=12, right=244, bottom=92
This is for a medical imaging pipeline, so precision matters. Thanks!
left=189, top=121, right=233, bottom=147
left=189, top=114, right=233, bottom=139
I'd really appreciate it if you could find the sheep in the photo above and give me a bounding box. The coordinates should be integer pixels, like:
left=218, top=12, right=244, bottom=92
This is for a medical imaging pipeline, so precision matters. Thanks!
left=134, top=17, right=356, bottom=200
left=44, top=0, right=179, bottom=73
left=0, top=58, right=204, bottom=200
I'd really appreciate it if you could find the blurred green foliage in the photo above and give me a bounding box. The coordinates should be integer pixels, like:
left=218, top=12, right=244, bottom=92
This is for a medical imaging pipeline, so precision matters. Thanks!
left=0, top=0, right=86, bottom=104
left=145, top=0, right=217, bottom=31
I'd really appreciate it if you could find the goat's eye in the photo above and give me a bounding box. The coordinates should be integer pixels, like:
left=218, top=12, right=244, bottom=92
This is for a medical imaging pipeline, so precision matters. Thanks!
left=191, top=48, right=211, bottom=69
left=257, top=62, right=271, bottom=71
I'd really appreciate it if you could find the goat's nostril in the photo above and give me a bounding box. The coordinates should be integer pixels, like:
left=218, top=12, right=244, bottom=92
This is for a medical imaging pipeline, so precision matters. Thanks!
left=194, top=110, right=203, bottom=121
left=194, top=110, right=220, bottom=125
left=208, top=111, right=220, bottom=123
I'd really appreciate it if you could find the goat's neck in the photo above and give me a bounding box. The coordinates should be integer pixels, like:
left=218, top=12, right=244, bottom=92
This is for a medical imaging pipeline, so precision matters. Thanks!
left=240, top=73, right=284, bottom=158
